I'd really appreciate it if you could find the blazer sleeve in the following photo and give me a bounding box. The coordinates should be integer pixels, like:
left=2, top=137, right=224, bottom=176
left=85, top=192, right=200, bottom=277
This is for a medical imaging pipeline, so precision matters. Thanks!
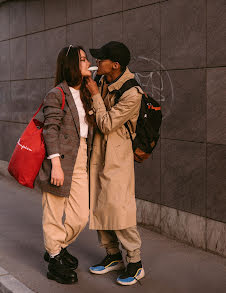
left=92, top=87, right=142, bottom=135
left=42, top=91, right=65, bottom=156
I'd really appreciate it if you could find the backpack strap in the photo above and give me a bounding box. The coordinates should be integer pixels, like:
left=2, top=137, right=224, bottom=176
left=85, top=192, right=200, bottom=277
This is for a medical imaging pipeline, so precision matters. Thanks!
left=114, top=79, right=140, bottom=105
left=113, top=79, right=140, bottom=142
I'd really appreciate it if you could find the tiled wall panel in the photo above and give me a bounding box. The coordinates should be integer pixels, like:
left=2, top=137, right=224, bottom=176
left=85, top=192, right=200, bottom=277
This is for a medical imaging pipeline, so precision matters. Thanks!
left=0, top=1, right=9, bottom=41
left=123, top=4, right=160, bottom=72
left=207, top=144, right=226, bottom=223
left=161, top=139, right=206, bottom=216
left=26, top=0, right=45, bottom=34
left=207, top=68, right=226, bottom=145
left=207, top=0, right=226, bottom=67
left=161, top=0, right=206, bottom=69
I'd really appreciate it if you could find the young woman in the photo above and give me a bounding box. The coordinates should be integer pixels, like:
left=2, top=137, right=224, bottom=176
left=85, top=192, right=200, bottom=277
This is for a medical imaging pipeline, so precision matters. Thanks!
left=39, top=45, right=94, bottom=284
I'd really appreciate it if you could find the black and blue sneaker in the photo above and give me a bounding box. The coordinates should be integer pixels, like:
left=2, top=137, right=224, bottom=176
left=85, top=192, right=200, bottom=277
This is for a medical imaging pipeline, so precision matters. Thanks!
left=89, top=252, right=124, bottom=274
left=117, top=261, right=145, bottom=286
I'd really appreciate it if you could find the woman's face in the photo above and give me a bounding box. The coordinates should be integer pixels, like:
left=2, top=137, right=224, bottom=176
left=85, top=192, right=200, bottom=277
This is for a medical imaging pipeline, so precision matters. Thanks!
left=79, top=50, right=91, bottom=77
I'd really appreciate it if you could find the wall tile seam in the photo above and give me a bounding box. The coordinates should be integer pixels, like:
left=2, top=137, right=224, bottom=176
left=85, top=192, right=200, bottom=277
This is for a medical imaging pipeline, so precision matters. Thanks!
left=0, top=120, right=28, bottom=125
left=122, top=0, right=168, bottom=12
left=161, top=138, right=226, bottom=147
left=204, top=0, right=208, bottom=253
left=136, top=198, right=226, bottom=225
left=161, top=138, right=207, bottom=144
left=160, top=0, right=162, bottom=234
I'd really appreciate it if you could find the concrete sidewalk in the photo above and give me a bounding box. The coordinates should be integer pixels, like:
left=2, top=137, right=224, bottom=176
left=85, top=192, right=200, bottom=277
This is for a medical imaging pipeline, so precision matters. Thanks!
left=0, top=175, right=225, bottom=293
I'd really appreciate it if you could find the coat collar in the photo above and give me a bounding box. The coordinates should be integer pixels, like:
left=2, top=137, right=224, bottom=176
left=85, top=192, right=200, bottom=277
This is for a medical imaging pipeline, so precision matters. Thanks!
left=58, top=80, right=80, bottom=136
left=107, top=67, right=135, bottom=93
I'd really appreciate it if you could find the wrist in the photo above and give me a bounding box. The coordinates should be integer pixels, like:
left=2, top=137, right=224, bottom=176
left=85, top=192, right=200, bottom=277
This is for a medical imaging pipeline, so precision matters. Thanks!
left=51, top=157, right=62, bottom=167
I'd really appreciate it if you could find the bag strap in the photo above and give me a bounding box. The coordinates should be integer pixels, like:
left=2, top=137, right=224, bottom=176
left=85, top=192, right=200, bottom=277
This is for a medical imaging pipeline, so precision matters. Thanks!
left=114, top=79, right=140, bottom=105
left=114, top=79, right=140, bottom=142
left=32, top=87, right=66, bottom=118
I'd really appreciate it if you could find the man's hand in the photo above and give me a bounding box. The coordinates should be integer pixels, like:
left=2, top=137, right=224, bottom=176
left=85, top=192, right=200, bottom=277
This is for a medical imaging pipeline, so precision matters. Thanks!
left=51, top=157, right=64, bottom=186
left=86, top=77, right=99, bottom=96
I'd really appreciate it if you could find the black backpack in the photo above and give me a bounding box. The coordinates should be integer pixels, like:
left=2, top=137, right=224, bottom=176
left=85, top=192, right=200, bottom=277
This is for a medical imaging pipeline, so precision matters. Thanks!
left=114, top=79, right=162, bottom=163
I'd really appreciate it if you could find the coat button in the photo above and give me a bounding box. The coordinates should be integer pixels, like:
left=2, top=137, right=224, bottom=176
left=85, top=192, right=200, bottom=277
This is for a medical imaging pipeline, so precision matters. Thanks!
left=61, top=154, right=64, bottom=159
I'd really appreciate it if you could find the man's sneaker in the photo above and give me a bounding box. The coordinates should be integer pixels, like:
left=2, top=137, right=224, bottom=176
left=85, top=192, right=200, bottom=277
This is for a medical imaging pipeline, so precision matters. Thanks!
left=117, top=261, right=145, bottom=286
left=44, top=248, right=78, bottom=270
left=47, top=254, right=78, bottom=284
left=89, top=252, right=125, bottom=274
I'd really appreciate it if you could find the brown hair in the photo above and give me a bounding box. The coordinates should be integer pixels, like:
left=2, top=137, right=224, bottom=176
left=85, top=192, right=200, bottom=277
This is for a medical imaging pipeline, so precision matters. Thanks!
left=55, top=46, right=95, bottom=126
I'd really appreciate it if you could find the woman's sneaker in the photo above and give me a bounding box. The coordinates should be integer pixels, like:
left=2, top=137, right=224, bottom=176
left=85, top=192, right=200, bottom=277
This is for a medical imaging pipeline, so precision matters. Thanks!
left=44, top=248, right=78, bottom=270
left=47, top=254, right=78, bottom=284
left=89, top=252, right=125, bottom=274
left=117, top=261, right=145, bottom=286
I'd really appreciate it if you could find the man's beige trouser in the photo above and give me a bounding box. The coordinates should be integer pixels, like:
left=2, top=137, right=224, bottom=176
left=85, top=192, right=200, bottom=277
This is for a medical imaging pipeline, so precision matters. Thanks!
left=42, top=138, right=89, bottom=255
left=97, top=226, right=142, bottom=263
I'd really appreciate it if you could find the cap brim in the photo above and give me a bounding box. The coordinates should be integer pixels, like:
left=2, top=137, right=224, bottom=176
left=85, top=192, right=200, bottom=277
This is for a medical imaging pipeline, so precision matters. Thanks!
left=89, top=48, right=106, bottom=59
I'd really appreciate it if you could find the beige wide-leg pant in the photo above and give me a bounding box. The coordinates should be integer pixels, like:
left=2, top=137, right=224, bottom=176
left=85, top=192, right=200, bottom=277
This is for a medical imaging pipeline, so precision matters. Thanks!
left=42, top=138, right=89, bottom=255
left=97, top=226, right=142, bottom=263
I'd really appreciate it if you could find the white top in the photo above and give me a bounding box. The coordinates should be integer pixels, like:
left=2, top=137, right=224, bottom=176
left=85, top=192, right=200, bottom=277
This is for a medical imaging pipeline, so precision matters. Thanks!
left=69, top=87, right=88, bottom=138
left=47, top=87, right=88, bottom=159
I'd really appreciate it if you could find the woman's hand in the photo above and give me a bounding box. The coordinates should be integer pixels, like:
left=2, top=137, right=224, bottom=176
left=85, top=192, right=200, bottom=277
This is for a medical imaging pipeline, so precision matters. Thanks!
left=86, top=77, right=99, bottom=96
left=51, top=157, right=64, bottom=186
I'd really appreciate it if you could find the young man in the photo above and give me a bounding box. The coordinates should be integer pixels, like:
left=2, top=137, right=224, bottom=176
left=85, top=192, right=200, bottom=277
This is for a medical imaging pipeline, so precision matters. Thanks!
left=86, top=41, right=145, bottom=286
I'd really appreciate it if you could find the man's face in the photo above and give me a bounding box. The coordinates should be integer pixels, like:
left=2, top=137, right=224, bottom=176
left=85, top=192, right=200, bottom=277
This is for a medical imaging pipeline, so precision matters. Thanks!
left=96, top=59, right=115, bottom=75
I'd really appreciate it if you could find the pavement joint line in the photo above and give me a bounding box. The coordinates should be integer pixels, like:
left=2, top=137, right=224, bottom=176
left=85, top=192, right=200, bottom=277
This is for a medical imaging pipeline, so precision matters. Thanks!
left=0, top=266, right=35, bottom=293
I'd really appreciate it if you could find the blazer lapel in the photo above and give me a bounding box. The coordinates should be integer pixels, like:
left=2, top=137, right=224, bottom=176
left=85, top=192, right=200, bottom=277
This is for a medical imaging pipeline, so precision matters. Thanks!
left=60, top=81, right=80, bottom=136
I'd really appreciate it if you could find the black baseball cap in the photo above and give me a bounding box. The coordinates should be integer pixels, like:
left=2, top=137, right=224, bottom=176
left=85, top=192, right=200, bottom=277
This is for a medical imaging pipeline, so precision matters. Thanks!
left=89, top=41, right=130, bottom=67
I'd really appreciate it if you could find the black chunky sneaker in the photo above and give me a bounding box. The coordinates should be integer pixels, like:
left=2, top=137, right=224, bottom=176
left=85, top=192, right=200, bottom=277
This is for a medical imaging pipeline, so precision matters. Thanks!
left=44, top=248, right=78, bottom=270
left=117, top=261, right=145, bottom=286
left=47, top=254, right=78, bottom=284
left=89, top=252, right=124, bottom=274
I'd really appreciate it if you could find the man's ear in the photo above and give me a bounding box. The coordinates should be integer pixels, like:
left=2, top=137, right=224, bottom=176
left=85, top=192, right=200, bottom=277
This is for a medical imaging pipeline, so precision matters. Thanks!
left=113, top=62, right=120, bottom=70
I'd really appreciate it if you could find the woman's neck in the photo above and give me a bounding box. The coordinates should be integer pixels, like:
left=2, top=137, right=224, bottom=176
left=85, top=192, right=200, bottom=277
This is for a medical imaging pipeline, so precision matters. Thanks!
left=72, top=84, right=81, bottom=90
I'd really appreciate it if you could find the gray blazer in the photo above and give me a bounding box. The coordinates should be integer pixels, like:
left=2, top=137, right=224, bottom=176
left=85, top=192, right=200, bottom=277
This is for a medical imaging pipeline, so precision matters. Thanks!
left=39, top=80, right=93, bottom=197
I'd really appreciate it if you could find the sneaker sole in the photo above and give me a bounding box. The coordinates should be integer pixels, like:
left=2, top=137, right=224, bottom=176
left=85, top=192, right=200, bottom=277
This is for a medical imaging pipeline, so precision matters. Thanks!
left=89, top=261, right=125, bottom=275
left=47, top=272, right=78, bottom=284
left=117, top=268, right=145, bottom=286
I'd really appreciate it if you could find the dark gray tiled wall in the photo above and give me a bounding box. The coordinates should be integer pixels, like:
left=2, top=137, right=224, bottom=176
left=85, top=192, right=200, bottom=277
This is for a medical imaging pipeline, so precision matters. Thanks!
left=10, top=37, right=26, bottom=80
left=93, top=13, right=123, bottom=47
left=9, top=0, right=26, bottom=38
left=123, top=4, right=160, bottom=72
left=123, top=0, right=165, bottom=10
left=207, top=0, right=226, bottom=67
left=161, top=0, right=206, bottom=69
left=27, top=32, right=46, bottom=79
left=207, top=144, right=226, bottom=222
left=92, top=0, right=122, bottom=17
left=0, top=40, right=10, bottom=81
left=161, top=139, right=206, bottom=216
left=161, top=69, right=206, bottom=142
left=44, top=0, right=66, bottom=29
left=66, top=0, right=92, bottom=24
left=207, top=68, right=226, bottom=145
left=26, top=0, right=45, bottom=34
left=0, top=0, right=225, bottom=223
left=0, top=2, right=9, bottom=41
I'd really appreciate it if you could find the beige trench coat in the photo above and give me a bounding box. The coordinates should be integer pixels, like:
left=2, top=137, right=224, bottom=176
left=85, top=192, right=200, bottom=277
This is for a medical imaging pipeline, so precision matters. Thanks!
left=89, top=68, right=143, bottom=230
